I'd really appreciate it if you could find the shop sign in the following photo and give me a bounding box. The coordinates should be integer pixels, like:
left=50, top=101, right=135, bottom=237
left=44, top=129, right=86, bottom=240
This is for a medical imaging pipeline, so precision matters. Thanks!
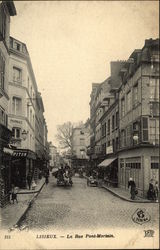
left=106, top=146, right=113, bottom=154
left=3, top=147, right=14, bottom=155
left=13, top=151, right=28, bottom=157
left=10, top=119, right=22, bottom=124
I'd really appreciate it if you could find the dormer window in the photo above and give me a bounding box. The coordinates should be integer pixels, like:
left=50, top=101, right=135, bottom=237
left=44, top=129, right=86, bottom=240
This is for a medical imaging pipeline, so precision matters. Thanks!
left=13, top=41, right=21, bottom=51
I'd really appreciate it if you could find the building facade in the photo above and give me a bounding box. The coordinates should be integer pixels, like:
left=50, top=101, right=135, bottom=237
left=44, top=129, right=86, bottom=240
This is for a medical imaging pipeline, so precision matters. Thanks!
left=72, top=123, right=90, bottom=170
left=49, top=142, right=58, bottom=168
left=8, top=37, right=38, bottom=188
left=0, top=1, right=16, bottom=206
left=118, top=39, right=159, bottom=197
left=88, top=39, right=159, bottom=197
left=35, top=92, right=49, bottom=175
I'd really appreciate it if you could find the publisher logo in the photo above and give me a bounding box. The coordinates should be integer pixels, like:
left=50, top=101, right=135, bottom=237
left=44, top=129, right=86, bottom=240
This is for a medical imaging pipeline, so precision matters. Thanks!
left=132, top=208, right=151, bottom=225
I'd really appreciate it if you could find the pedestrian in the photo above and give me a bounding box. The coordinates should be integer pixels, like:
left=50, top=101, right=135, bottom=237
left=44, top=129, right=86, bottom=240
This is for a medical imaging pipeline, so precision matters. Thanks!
left=10, top=184, right=18, bottom=204
left=27, top=172, right=32, bottom=190
left=147, top=179, right=156, bottom=200
left=128, top=177, right=136, bottom=200
left=31, top=180, right=37, bottom=190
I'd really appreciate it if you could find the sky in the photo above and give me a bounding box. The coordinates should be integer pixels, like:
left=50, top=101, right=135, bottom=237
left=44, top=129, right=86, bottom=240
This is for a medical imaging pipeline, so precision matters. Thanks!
left=10, top=1, right=159, bottom=146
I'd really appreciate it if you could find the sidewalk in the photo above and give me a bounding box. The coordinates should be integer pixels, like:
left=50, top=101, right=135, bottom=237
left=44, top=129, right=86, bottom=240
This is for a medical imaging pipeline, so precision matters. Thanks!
left=102, top=182, right=157, bottom=203
left=0, top=177, right=45, bottom=230
left=84, top=176, right=157, bottom=203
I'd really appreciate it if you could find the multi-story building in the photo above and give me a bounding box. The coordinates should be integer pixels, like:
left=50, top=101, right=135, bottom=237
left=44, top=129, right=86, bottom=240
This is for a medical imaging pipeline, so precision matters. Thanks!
left=0, top=1, right=16, bottom=206
left=89, top=40, right=159, bottom=197
left=49, top=142, right=58, bottom=168
left=118, top=38, right=159, bottom=197
left=35, top=92, right=49, bottom=174
left=88, top=61, right=124, bottom=183
left=8, top=37, right=38, bottom=188
left=72, top=122, right=90, bottom=170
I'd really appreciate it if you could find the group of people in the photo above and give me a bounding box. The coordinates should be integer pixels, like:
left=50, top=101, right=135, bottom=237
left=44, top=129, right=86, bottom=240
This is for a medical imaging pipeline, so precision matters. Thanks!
left=56, top=165, right=73, bottom=185
left=128, top=177, right=159, bottom=201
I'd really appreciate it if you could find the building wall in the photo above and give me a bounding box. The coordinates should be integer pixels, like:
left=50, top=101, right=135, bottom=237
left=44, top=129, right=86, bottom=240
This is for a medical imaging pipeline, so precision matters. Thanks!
left=72, top=127, right=89, bottom=159
left=0, top=3, right=12, bottom=129
left=8, top=37, right=36, bottom=152
left=118, top=147, right=159, bottom=197
left=117, top=39, right=159, bottom=197
left=0, top=1, right=16, bottom=207
left=49, top=144, right=57, bottom=167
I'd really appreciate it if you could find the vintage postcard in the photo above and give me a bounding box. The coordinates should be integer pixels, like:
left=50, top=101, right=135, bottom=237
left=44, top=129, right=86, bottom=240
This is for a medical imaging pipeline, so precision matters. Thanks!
left=0, top=0, right=159, bottom=249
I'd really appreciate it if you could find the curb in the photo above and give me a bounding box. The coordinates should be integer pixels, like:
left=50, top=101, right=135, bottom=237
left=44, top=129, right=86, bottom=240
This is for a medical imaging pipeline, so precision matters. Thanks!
left=102, top=185, right=155, bottom=203
left=14, top=181, right=45, bottom=228
left=84, top=176, right=155, bottom=203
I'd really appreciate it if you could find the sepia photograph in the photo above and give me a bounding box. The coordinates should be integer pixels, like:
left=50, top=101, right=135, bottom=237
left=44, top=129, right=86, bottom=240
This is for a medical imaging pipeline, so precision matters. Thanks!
left=0, top=0, right=159, bottom=249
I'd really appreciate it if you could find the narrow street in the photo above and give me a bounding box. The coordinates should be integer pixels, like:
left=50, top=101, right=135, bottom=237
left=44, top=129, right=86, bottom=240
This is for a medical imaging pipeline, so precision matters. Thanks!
left=20, top=175, right=159, bottom=231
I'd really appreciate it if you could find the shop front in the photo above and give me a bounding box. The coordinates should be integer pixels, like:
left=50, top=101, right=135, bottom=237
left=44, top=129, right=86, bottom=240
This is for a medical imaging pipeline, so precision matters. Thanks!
left=0, top=124, right=12, bottom=207
left=11, top=149, right=36, bottom=188
left=118, top=146, right=159, bottom=198
left=98, top=157, right=118, bottom=187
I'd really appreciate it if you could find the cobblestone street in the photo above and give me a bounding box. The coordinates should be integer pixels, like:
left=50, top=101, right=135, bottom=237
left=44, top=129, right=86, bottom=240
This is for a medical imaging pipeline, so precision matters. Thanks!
left=20, top=175, right=159, bottom=232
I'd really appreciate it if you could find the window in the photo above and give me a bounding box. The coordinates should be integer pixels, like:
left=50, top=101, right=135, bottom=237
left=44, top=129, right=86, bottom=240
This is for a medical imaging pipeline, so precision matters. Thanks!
left=150, top=78, right=159, bottom=100
left=150, top=102, right=159, bottom=116
left=13, top=67, right=22, bottom=83
left=12, top=97, right=22, bottom=115
left=126, top=125, right=132, bottom=146
left=0, top=52, right=5, bottom=90
left=141, top=117, right=149, bottom=142
left=133, top=121, right=140, bottom=145
left=80, top=130, right=84, bottom=135
left=0, top=107, right=8, bottom=126
left=102, top=123, right=106, bottom=137
left=0, top=107, right=5, bottom=125
left=126, top=91, right=132, bottom=112
left=120, top=129, right=126, bottom=148
left=133, top=83, right=138, bottom=106
left=115, top=137, right=119, bottom=150
left=0, top=4, right=6, bottom=40
left=13, top=41, right=21, bottom=51
left=112, top=115, right=115, bottom=131
left=107, top=119, right=110, bottom=135
left=151, top=156, right=159, bottom=169
left=115, top=112, right=119, bottom=128
left=149, top=118, right=159, bottom=144
left=121, top=98, right=125, bottom=117
left=12, top=127, right=21, bottom=139
left=80, top=138, right=85, bottom=146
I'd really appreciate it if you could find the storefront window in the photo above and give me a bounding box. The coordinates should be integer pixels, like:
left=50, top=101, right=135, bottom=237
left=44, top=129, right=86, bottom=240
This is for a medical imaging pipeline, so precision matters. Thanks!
left=126, top=157, right=141, bottom=188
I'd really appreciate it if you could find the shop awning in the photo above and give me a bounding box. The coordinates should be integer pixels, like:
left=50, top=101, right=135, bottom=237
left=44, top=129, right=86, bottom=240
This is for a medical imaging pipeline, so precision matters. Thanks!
left=98, top=157, right=117, bottom=167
